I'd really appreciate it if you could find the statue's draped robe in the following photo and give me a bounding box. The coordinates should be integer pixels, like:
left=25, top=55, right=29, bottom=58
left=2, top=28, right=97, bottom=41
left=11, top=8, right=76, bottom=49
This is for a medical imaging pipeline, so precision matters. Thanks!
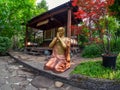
left=44, top=39, right=70, bottom=73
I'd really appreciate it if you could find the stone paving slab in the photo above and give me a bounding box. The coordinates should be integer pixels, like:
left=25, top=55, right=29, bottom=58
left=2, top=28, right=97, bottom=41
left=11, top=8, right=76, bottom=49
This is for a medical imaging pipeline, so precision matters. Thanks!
left=8, top=51, right=83, bottom=78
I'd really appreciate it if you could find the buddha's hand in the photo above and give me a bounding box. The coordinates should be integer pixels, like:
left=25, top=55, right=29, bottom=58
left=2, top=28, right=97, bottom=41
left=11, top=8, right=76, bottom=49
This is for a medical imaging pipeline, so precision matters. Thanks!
left=57, top=32, right=60, bottom=40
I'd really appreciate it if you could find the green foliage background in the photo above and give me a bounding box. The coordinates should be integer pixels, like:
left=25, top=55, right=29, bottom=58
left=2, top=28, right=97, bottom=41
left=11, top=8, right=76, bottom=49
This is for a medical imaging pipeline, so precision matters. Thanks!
left=0, top=0, right=48, bottom=50
left=82, top=44, right=102, bottom=58
left=110, top=0, right=120, bottom=20
left=0, top=36, right=11, bottom=55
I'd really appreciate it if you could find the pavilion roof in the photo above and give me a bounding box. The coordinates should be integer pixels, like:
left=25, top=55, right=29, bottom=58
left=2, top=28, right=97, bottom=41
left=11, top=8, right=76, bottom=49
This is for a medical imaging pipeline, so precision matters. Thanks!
left=27, top=1, right=81, bottom=30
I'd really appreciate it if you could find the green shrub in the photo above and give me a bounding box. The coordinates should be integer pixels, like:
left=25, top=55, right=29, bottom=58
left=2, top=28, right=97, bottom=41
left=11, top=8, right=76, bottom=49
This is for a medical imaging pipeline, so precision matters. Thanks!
left=0, top=36, right=12, bottom=55
left=82, top=44, right=102, bottom=58
left=117, top=53, right=120, bottom=60
left=78, top=34, right=88, bottom=48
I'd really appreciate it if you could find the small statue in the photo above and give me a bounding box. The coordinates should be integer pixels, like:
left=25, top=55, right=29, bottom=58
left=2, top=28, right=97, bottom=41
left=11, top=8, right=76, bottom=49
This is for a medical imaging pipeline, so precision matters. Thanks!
left=44, top=27, right=71, bottom=73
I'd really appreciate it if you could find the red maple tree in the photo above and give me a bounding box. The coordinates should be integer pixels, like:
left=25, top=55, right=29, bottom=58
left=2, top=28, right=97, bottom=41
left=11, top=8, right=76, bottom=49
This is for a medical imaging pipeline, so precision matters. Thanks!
left=72, top=0, right=114, bottom=20
left=71, top=0, right=116, bottom=55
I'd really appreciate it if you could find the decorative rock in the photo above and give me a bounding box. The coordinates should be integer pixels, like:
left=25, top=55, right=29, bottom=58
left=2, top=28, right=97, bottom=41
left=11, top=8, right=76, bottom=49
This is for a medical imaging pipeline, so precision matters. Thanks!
left=54, top=81, right=64, bottom=88
left=39, top=88, right=47, bottom=90
left=0, top=84, right=12, bottom=90
left=17, top=69, right=33, bottom=77
left=26, top=84, right=38, bottom=90
left=11, top=70, right=18, bottom=76
left=8, top=76, right=26, bottom=83
left=31, top=76, right=54, bottom=88
left=11, top=84, right=26, bottom=90
left=0, top=78, right=6, bottom=87
left=27, top=78, right=33, bottom=82
left=66, top=86, right=85, bottom=90
left=18, top=65, right=23, bottom=68
left=9, top=66, right=19, bottom=70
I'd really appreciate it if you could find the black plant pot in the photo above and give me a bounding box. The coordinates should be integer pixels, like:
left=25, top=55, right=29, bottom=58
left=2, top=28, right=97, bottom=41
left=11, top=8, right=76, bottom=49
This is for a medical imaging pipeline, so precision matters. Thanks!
left=102, top=54, right=117, bottom=69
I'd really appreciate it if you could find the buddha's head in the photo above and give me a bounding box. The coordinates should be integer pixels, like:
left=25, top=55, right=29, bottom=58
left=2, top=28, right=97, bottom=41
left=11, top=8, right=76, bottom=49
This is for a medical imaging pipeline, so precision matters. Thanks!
left=57, top=27, right=65, bottom=37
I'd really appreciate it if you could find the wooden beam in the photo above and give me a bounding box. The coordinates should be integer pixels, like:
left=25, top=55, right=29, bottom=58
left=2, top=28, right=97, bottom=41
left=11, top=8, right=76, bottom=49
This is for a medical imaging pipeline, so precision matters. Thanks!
left=67, top=9, right=72, bottom=38
left=28, top=8, right=68, bottom=26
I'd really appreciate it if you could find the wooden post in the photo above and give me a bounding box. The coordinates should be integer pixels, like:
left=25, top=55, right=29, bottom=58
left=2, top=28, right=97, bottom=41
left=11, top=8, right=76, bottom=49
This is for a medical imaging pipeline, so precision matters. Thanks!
left=67, top=9, right=71, bottom=38
left=25, top=26, right=28, bottom=47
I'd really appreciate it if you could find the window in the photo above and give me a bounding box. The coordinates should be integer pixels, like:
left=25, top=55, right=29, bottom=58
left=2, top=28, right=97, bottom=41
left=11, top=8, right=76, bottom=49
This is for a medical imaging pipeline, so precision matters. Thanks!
left=44, top=28, right=55, bottom=41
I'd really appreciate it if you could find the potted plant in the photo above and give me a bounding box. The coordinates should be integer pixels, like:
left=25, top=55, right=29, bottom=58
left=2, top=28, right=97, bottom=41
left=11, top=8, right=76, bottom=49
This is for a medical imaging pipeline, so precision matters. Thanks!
left=71, top=0, right=120, bottom=69
left=99, top=16, right=119, bottom=69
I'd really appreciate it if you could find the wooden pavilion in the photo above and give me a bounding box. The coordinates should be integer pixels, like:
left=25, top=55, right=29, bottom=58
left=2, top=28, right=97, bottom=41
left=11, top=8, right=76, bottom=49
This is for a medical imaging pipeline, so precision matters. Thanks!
left=25, top=1, right=81, bottom=55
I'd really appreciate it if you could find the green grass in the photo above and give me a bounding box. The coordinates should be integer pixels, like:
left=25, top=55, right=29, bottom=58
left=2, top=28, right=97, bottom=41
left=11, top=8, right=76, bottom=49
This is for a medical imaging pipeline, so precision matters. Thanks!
left=71, top=58, right=120, bottom=80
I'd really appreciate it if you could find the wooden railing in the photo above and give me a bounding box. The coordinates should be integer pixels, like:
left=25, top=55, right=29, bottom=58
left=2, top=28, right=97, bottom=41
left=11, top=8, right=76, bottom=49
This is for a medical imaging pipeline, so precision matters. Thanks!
left=25, top=47, right=52, bottom=55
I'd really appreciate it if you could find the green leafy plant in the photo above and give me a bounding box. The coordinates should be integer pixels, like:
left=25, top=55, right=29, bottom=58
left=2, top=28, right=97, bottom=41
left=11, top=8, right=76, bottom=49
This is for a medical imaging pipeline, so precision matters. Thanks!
left=78, top=34, right=88, bottom=48
left=82, top=44, right=102, bottom=58
left=0, top=36, right=12, bottom=55
left=98, top=16, right=120, bottom=55
left=71, top=58, right=120, bottom=80
left=109, top=37, right=120, bottom=53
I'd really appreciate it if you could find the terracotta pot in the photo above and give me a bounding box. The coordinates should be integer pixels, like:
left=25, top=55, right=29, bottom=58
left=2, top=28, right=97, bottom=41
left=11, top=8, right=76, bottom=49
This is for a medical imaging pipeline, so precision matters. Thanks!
left=102, top=54, right=117, bottom=69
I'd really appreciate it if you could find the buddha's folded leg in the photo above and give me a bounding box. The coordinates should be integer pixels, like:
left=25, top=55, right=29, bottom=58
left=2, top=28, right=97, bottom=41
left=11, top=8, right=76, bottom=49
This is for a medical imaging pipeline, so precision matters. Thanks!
left=54, top=60, right=67, bottom=73
left=66, top=61, right=71, bottom=69
left=44, top=57, right=57, bottom=70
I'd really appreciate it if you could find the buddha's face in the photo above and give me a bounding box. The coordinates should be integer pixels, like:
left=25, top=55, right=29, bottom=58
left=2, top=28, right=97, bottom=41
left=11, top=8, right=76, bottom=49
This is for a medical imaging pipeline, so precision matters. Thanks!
left=58, top=27, right=65, bottom=37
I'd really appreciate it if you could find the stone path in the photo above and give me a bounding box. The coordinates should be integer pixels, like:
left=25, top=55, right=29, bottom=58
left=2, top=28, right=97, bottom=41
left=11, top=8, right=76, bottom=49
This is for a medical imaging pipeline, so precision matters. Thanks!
left=0, top=56, right=85, bottom=90
left=9, top=51, right=88, bottom=78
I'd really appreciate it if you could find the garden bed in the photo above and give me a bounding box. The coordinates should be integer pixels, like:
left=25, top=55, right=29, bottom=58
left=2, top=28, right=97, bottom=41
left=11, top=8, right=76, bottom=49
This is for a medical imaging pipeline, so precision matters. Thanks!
left=70, top=59, right=120, bottom=90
